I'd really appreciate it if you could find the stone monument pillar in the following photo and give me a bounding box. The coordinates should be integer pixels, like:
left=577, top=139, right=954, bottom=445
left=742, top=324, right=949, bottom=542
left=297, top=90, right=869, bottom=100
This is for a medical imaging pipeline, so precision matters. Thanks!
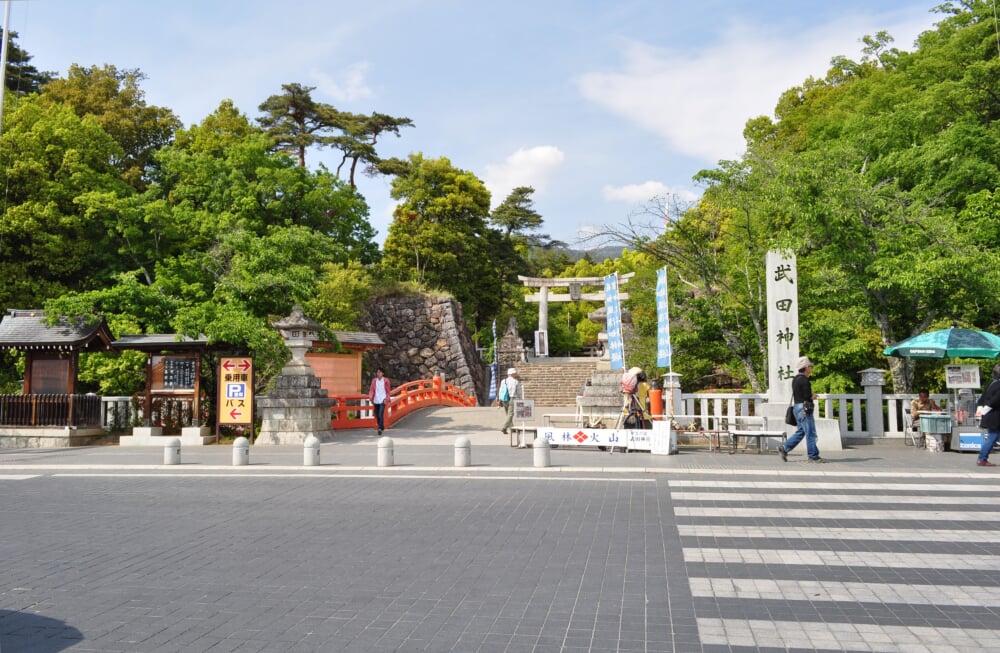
left=255, top=306, right=335, bottom=445
left=860, top=367, right=886, bottom=438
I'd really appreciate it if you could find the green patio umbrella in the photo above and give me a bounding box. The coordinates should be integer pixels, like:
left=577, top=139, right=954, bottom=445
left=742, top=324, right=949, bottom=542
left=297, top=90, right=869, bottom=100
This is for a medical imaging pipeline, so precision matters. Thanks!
left=883, top=327, right=1000, bottom=359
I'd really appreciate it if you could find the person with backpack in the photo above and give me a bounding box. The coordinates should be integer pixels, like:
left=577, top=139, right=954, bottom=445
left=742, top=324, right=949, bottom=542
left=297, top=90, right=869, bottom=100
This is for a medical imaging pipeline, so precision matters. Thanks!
left=499, top=368, right=523, bottom=443
left=621, top=367, right=652, bottom=429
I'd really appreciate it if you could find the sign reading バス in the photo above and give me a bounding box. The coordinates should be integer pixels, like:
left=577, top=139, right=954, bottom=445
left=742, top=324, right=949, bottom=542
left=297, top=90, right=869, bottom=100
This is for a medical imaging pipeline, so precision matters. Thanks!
left=218, top=357, right=253, bottom=425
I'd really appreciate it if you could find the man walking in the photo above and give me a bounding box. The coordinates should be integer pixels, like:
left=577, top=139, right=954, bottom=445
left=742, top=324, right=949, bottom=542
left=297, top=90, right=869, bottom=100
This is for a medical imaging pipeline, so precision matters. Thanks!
left=976, top=363, right=1000, bottom=467
left=499, top=368, right=524, bottom=444
left=779, top=356, right=823, bottom=463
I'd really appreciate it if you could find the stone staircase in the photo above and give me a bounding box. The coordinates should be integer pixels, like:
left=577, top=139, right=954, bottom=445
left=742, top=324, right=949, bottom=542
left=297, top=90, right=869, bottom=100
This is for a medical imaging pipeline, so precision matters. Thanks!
left=513, top=359, right=599, bottom=407
left=577, top=368, right=629, bottom=427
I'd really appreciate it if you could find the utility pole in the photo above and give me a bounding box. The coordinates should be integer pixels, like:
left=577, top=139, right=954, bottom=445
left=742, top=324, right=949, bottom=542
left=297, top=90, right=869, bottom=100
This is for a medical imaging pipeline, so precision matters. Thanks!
left=0, top=0, right=11, bottom=139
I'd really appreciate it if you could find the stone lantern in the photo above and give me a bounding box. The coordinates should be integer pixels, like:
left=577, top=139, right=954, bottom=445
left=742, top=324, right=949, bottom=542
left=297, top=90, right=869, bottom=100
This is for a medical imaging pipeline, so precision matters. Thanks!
left=255, top=306, right=335, bottom=445
left=272, top=305, right=322, bottom=375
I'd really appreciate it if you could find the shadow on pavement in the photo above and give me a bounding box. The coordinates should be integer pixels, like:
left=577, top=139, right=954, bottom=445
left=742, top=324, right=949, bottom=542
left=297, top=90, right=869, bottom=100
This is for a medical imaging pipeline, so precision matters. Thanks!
left=0, top=609, right=84, bottom=652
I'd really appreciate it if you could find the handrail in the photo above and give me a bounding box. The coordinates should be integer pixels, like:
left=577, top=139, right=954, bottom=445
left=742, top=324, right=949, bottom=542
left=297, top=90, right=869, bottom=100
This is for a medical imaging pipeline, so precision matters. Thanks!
left=329, top=377, right=478, bottom=430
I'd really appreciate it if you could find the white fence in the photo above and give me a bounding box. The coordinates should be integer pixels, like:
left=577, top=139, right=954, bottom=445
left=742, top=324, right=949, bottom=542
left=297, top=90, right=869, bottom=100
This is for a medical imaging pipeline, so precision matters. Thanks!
left=99, top=391, right=953, bottom=440
left=675, top=391, right=951, bottom=440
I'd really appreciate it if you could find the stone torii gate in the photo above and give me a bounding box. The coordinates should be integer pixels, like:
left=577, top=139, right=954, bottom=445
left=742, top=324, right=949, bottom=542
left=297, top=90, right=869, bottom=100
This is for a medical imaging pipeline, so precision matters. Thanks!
left=518, top=274, right=634, bottom=356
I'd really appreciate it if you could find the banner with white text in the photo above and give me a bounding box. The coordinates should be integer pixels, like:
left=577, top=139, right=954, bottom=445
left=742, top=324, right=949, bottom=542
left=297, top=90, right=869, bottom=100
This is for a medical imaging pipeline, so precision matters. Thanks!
left=604, top=273, right=625, bottom=370
left=656, top=267, right=672, bottom=369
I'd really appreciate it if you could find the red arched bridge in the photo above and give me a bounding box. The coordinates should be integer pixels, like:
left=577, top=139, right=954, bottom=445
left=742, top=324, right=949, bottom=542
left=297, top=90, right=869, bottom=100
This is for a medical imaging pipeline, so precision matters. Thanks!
left=330, top=376, right=478, bottom=431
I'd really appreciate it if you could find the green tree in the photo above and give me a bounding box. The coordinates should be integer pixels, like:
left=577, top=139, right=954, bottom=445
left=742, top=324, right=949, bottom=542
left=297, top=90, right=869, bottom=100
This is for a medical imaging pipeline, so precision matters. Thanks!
left=307, top=261, right=375, bottom=330
left=257, top=82, right=336, bottom=168
left=329, top=111, right=414, bottom=187
left=1, top=30, right=55, bottom=94
left=40, top=64, right=181, bottom=189
left=382, top=153, right=500, bottom=329
left=490, top=186, right=543, bottom=238
left=43, top=102, right=380, bottom=396
left=0, top=96, right=131, bottom=309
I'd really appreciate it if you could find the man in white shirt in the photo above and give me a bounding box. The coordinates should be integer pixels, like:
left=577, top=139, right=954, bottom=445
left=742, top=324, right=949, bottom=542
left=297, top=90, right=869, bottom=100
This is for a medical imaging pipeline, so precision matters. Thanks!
left=500, top=368, right=523, bottom=443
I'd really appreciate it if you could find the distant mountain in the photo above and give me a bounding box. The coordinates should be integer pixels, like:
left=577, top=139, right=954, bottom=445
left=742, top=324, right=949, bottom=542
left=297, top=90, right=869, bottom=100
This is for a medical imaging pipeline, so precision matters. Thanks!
left=563, top=245, right=626, bottom=262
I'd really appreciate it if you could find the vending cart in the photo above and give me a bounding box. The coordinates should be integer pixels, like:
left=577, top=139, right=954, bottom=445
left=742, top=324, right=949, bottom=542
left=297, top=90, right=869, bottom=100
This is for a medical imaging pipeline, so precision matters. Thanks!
left=945, top=365, right=983, bottom=452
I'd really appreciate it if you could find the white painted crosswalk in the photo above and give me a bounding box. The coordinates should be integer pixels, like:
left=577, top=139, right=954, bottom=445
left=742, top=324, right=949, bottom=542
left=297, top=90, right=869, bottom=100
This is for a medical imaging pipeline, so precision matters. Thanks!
left=671, top=475, right=1000, bottom=652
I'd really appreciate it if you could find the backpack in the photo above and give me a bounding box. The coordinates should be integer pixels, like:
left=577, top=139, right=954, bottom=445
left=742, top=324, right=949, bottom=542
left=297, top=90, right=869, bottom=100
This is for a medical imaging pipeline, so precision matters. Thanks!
left=499, top=380, right=510, bottom=403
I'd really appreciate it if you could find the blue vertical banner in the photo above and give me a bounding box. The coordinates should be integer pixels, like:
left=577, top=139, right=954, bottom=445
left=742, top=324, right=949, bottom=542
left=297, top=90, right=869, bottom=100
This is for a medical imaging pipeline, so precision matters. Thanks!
left=604, top=273, right=625, bottom=370
left=656, top=267, right=672, bottom=369
left=488, top=319, right=498, bottom=400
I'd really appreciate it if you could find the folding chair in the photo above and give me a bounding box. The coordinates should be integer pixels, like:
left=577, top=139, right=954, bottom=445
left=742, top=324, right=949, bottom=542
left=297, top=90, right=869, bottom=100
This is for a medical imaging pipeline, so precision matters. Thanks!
left=903, top=407, right=924, bottom=447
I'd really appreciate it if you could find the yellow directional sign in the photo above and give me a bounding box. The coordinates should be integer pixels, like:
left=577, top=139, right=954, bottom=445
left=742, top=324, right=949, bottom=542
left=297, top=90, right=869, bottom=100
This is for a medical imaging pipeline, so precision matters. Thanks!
left=218, top=357, right=253, bottom=425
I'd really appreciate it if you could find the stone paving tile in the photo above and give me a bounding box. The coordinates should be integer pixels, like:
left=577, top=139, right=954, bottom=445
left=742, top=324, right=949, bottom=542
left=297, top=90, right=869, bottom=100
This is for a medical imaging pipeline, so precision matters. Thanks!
left=4, top=424, right=1000, bottom=651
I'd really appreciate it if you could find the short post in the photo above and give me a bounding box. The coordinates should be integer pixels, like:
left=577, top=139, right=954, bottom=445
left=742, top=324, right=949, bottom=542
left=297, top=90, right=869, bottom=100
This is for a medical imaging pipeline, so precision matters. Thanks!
left=377, top=436, right=394, bottom=467
left=163, top=437, right=181, bottom=465
left=303, top=434, right=321, bottom=466
left=232, top=436, right=249, bottom=466
left=860, top=368, right=886, bottom=437
left=533, top=435, right=551, bottom=467
left=454, top=436, right=471, bottom=467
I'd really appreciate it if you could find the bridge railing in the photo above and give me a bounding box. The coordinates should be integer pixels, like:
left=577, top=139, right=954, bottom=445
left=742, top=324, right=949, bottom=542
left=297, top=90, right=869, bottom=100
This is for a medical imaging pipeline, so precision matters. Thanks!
left=330, top=377, right=478, bottom=430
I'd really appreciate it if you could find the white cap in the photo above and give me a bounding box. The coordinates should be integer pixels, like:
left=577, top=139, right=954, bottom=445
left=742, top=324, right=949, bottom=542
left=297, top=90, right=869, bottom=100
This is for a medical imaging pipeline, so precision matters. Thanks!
left=507, top=368, right=517, bottom=376
left=796, top=356, right=813, bottom=371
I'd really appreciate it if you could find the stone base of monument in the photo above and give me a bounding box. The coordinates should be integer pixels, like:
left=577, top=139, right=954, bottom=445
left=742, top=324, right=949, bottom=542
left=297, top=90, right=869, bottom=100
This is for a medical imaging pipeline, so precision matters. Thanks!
left=119, top=425, right=214, bottom=447
left=758, top=403, right=843, bottom=452
left=255, top=374, right=335, bottom=445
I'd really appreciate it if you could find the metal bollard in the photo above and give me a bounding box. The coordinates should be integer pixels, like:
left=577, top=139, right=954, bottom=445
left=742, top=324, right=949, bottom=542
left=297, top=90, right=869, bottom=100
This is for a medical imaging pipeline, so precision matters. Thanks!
left=454, top=436, right=471, bottom=467
left=377, top=436, right=394, bottom=467
left=163, top=437, right=181, bottom=465
left=533, top=436, right=551, bottom=468
left=232, top=436, right=249, bottom=466
left=304, top=434, right=321, bottom=466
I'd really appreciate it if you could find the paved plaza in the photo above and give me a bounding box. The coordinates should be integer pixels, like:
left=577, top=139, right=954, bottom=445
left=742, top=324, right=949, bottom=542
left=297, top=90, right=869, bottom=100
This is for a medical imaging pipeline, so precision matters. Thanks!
left=2, top=406, right=1000, bottom=652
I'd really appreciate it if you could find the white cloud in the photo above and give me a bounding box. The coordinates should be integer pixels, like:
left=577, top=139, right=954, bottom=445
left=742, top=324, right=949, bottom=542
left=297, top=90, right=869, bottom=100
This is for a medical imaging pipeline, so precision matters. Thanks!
left=483, top=145, right=566, bottom=206
left=577, top=12, right=933, bottom=163
left=603, top=181, right=664, bottom=203
left=311, top=62, right=374, bottom=103
left=603, top=181, right=699, bottom=205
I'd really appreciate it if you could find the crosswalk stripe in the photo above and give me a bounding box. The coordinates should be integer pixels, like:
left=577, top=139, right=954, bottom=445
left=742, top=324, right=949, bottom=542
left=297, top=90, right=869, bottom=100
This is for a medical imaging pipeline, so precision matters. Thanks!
left=0, top=475, right=39, bottom=480
left=690, top=576, right=1000, bottom=606
left=697, top=618, right=1000, bottom=651
left=678, top=523, right=1000, bottom=542
left=684, top=547, right=1000, bottom=570
left=674, top=506, right=1000, bottom=520
left=672, top=490, right=1000, bottom=504
left=674, top=477, right=1000, bottom=650
left=670, top=479, right=1000, bottom=491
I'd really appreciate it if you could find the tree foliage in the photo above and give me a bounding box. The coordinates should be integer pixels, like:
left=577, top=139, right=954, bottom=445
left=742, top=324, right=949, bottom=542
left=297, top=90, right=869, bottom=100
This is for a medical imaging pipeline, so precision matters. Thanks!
left=257, top=83, right=413, bottom=186
left=1, top=30, right=55, bottom=95
left=0, top=96, right=130, bottom=309
left=40, top=64, right=181, bottom=189
left=586, top=1, right=1000, bottom=394
left=382, top=153, right=502, bottom=330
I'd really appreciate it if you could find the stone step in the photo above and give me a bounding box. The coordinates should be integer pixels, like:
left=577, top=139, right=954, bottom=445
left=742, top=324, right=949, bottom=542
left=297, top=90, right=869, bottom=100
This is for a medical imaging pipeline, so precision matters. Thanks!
left=506, top=360, right=598, bottom=406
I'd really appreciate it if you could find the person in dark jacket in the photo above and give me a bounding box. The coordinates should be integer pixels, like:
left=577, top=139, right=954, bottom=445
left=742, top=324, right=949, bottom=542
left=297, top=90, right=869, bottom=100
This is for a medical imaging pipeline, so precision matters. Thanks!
left=778, top=356, right=823, bottom=463
left=975, top=363, right=1000, bottom=466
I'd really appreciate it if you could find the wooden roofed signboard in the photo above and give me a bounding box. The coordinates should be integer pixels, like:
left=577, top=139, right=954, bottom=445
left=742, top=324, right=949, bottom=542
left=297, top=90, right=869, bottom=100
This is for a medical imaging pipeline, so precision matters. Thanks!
left=0, top=309, right=114, bottom=394
left=111, top=334, right=212, bottom=428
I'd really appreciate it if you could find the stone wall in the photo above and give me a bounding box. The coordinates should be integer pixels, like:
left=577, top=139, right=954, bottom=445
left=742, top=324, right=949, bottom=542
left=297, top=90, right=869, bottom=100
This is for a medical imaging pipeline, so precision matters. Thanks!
left=360, top=294, right=487, bottom=405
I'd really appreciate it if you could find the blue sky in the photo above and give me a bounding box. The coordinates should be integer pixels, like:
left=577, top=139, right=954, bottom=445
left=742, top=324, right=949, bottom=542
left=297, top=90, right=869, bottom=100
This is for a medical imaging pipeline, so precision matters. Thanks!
left=7, top=0, right=938, bottom=247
